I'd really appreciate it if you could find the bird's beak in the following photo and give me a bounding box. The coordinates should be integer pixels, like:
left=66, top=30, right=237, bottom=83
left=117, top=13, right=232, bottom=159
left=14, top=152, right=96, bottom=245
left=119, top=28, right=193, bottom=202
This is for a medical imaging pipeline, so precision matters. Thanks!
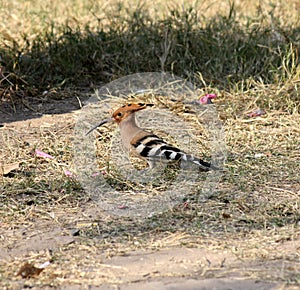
left=85, top=117, right=114, bottom=135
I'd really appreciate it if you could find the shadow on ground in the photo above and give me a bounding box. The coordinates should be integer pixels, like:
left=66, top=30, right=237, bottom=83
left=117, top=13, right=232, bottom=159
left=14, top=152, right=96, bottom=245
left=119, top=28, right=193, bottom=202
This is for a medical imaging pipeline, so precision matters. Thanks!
left=1, top=6, right=299, bottom=123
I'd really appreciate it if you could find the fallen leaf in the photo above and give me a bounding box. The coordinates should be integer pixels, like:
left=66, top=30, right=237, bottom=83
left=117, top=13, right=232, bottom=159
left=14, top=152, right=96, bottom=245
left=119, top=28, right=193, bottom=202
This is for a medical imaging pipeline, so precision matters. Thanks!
left=222, top=212, right=231, bottom=219
left=1, top=162, right=20, bottom=175
left=16, top=262, right=44, bottom=278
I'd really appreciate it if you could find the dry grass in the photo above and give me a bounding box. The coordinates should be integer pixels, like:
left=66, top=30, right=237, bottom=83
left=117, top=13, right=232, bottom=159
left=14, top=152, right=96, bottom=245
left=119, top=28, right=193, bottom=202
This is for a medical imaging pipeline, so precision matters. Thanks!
left=0, top=0, right=300, bottom=288
left=1, top=87, right=299, bottom=287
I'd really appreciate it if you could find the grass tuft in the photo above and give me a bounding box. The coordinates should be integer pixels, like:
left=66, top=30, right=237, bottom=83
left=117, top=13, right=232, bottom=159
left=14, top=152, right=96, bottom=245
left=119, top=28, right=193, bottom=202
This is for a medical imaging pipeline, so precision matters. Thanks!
left=1, top=1, right=299, bottom=104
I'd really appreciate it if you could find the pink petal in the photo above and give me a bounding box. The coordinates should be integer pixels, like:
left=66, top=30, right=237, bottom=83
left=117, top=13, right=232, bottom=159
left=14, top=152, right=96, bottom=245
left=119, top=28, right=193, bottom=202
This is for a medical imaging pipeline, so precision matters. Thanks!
left=35, top=149, right=54, bottom=159
left=199, top=93, right=217, bottom=104
left=118, top=205, right=129, bottom=209
left=91, top=172, right=101, bottom=177
left=205, top=93, right=217, bottom=99
left=91, top=171, right=107, bottom=177
left=64, top=170, right=73, bottom=177
left=246, top=109, right=266, bottom=117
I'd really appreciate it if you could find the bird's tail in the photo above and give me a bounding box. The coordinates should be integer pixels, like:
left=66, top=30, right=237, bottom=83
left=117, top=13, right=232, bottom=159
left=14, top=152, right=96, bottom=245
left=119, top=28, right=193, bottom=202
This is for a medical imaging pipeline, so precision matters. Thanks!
left=181, top=153, right=217, bottom=171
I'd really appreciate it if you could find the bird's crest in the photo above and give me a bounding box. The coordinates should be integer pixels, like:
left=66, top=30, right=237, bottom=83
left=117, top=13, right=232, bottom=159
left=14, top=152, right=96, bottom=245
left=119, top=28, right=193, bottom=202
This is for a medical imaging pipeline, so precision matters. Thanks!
left=112, top=103, right=154, bottom=123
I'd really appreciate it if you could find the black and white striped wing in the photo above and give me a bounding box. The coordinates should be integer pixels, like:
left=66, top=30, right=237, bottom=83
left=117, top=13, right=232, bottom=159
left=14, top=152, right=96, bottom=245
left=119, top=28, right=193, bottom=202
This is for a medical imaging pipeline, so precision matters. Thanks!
left=131, top=134, right=211, bottom=171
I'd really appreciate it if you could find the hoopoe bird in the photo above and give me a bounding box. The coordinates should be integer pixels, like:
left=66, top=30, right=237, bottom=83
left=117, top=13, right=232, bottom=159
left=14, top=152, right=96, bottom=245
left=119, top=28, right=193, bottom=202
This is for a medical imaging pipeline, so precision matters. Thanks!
left=86, top=103, right=215, bottom=171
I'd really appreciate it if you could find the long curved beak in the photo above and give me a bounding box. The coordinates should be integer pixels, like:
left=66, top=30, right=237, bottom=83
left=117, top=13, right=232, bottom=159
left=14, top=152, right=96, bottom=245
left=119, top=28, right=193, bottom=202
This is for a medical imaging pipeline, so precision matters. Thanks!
left=85, top=117, right=114, bottom=135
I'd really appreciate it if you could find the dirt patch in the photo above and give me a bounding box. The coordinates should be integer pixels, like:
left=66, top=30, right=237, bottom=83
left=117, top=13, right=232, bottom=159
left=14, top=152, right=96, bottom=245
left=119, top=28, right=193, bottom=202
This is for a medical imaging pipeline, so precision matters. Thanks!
left=0, top=225, right=74, bottom=261
left=1, top=195, right=299, bottom=289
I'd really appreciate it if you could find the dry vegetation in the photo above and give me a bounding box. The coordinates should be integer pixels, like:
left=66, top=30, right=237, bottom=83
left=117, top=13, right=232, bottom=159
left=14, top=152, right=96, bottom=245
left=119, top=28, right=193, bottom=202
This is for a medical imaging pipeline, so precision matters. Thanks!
left=0, top=0, right=299, bottom=289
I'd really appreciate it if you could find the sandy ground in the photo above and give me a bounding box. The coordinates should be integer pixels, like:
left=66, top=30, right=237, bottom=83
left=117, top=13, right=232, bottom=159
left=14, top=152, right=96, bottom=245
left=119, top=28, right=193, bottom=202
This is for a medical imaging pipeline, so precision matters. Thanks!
left=1, top=204, right=298, bottom=289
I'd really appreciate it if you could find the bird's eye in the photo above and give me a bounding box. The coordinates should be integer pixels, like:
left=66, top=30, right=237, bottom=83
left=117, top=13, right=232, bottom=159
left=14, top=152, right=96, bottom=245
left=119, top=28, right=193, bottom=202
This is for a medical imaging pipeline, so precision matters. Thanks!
left=117, top=112, right=122, bottom=117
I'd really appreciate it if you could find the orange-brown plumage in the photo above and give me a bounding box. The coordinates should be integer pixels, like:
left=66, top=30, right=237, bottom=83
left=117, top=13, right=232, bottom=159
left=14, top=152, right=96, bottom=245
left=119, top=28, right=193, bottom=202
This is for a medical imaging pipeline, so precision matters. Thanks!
left=112, top=103, right=153, bottom=124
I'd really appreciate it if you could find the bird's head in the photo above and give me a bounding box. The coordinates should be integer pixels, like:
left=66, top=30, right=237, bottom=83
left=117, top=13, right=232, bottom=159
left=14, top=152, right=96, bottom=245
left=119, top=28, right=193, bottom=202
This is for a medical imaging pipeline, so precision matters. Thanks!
left=112, top=103, right=153, bottom=124
left=86, top=103, right=153, bottom=135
